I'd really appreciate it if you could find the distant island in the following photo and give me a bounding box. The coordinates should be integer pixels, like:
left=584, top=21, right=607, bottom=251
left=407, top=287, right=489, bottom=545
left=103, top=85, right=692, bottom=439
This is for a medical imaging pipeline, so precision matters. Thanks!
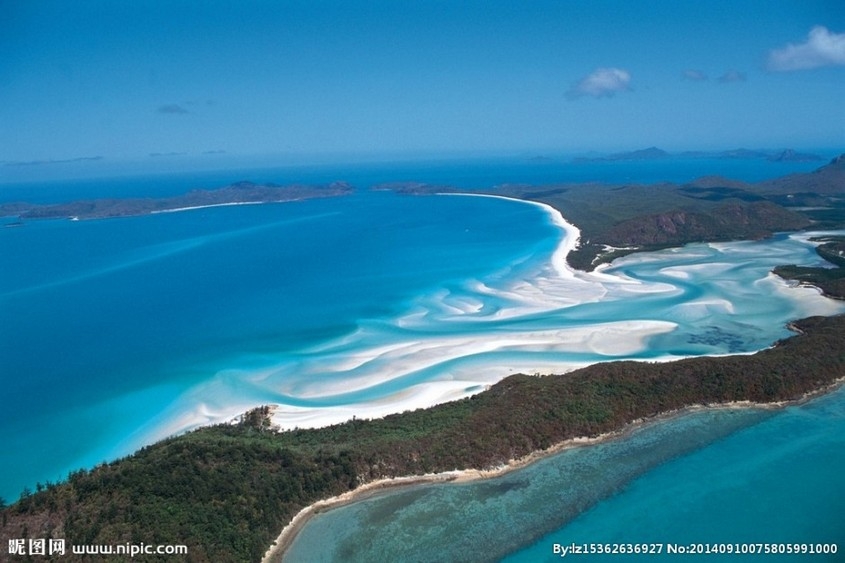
left=573, top=146, right=672, bottom=161
left=0, top=180, right=353, bottom=221
left=573, top=146, right=823, bottom=163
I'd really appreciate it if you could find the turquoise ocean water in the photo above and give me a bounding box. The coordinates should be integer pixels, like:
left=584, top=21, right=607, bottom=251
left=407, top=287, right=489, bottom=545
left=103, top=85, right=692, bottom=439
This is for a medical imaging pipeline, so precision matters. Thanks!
left=2, top=156, right=843, bottom=555
left=285, top=387, right=845, bottom=562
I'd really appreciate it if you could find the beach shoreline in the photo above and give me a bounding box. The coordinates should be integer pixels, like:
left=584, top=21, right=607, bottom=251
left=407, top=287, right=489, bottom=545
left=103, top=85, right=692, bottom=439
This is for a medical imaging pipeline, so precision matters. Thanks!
left=261, top=374, right=845, bottom=562
left=149, top=200, right=269, bottom=213
left=438, top=192, right=582, bottom=279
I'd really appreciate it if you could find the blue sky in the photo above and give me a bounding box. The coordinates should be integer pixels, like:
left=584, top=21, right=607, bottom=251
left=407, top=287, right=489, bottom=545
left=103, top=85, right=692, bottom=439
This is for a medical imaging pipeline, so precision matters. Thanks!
left=1, top=0, right=843, bottom=167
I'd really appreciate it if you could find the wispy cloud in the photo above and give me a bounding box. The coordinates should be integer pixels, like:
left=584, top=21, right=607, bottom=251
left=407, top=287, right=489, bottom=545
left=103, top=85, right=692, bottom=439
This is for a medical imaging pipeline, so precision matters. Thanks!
left=718, top=70, right=746, bottom=83
left=4, top=156, right=103, bottom=167
left=157, top=103, right=190, bottom=114
left=184, top=99, right=216, bottom=107
left=767, top=26, right=845, bottom=71
left=682, top=69, right=708, bottom=81
left=567, top=67, right=631, bottom=99
left=149, top=152, right=187, bottom=157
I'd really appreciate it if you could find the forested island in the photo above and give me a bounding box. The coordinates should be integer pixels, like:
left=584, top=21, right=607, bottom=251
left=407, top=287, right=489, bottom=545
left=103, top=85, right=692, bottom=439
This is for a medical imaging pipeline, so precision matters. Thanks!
left=0, top=181, right=353, bottom=221
left=2, top=155, right=844, bottom=562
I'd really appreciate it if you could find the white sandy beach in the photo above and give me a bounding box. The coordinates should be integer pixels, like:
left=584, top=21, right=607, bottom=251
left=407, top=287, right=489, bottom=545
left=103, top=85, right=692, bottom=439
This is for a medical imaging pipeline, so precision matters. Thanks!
left=150, top=201, right=271, bottom=214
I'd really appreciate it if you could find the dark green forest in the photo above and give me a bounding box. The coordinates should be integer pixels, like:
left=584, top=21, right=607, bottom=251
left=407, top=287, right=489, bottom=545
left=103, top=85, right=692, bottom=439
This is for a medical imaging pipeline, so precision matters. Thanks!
left=774, top=237, right=845, bottom=300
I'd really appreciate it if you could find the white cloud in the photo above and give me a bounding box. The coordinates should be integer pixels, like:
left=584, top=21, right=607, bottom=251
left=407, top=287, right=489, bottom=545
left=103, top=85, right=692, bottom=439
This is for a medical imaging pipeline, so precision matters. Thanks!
left=718, top=70, right=746, bottom=83
left=682, top=69, right=708, bottom=81
left=567, top=67, right=631, bottom=99
left=158, top=103, right=190, bottom=114
left=767, top=26, right=845, bottom=71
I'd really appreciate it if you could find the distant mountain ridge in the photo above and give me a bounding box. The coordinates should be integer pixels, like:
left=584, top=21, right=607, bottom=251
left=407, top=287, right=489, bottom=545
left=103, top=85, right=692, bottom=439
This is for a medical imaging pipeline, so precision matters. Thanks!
left=573, top=146, right=670, bottom=162
left=575, top=146, right=824, bottom=163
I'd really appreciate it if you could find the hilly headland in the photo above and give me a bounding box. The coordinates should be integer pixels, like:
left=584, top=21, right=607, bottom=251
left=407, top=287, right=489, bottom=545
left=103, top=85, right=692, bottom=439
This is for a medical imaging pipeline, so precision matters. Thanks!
left=380, top=153, right=845, bottom=272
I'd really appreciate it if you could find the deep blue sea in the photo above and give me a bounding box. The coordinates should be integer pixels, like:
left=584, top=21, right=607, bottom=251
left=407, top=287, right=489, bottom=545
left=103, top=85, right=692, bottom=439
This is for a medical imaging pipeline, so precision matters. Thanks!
left=2, top=155, right=843, bottom=557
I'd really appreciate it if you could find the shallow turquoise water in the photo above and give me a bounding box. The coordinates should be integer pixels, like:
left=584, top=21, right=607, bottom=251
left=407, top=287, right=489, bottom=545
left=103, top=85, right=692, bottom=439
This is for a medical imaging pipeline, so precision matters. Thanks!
left=505, top=386, right=845, bottom=562
left=284, top=387, right=845, bottom=562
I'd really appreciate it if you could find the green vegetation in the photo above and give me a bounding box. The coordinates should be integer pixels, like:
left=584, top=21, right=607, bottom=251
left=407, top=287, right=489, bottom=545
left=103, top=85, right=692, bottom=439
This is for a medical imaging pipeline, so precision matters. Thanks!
left=774, top=264, right=845, bottom=299
left=3, top=315, right=844, bottom=562
left=774, top=237, right=845, bottom=300
left=501, top=162, right=844, bottom=269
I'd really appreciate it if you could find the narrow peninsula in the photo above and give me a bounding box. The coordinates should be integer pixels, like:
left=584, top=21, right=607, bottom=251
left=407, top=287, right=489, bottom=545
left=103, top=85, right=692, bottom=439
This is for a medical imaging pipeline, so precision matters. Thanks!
left=0, top=180, right=353, bottom=221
